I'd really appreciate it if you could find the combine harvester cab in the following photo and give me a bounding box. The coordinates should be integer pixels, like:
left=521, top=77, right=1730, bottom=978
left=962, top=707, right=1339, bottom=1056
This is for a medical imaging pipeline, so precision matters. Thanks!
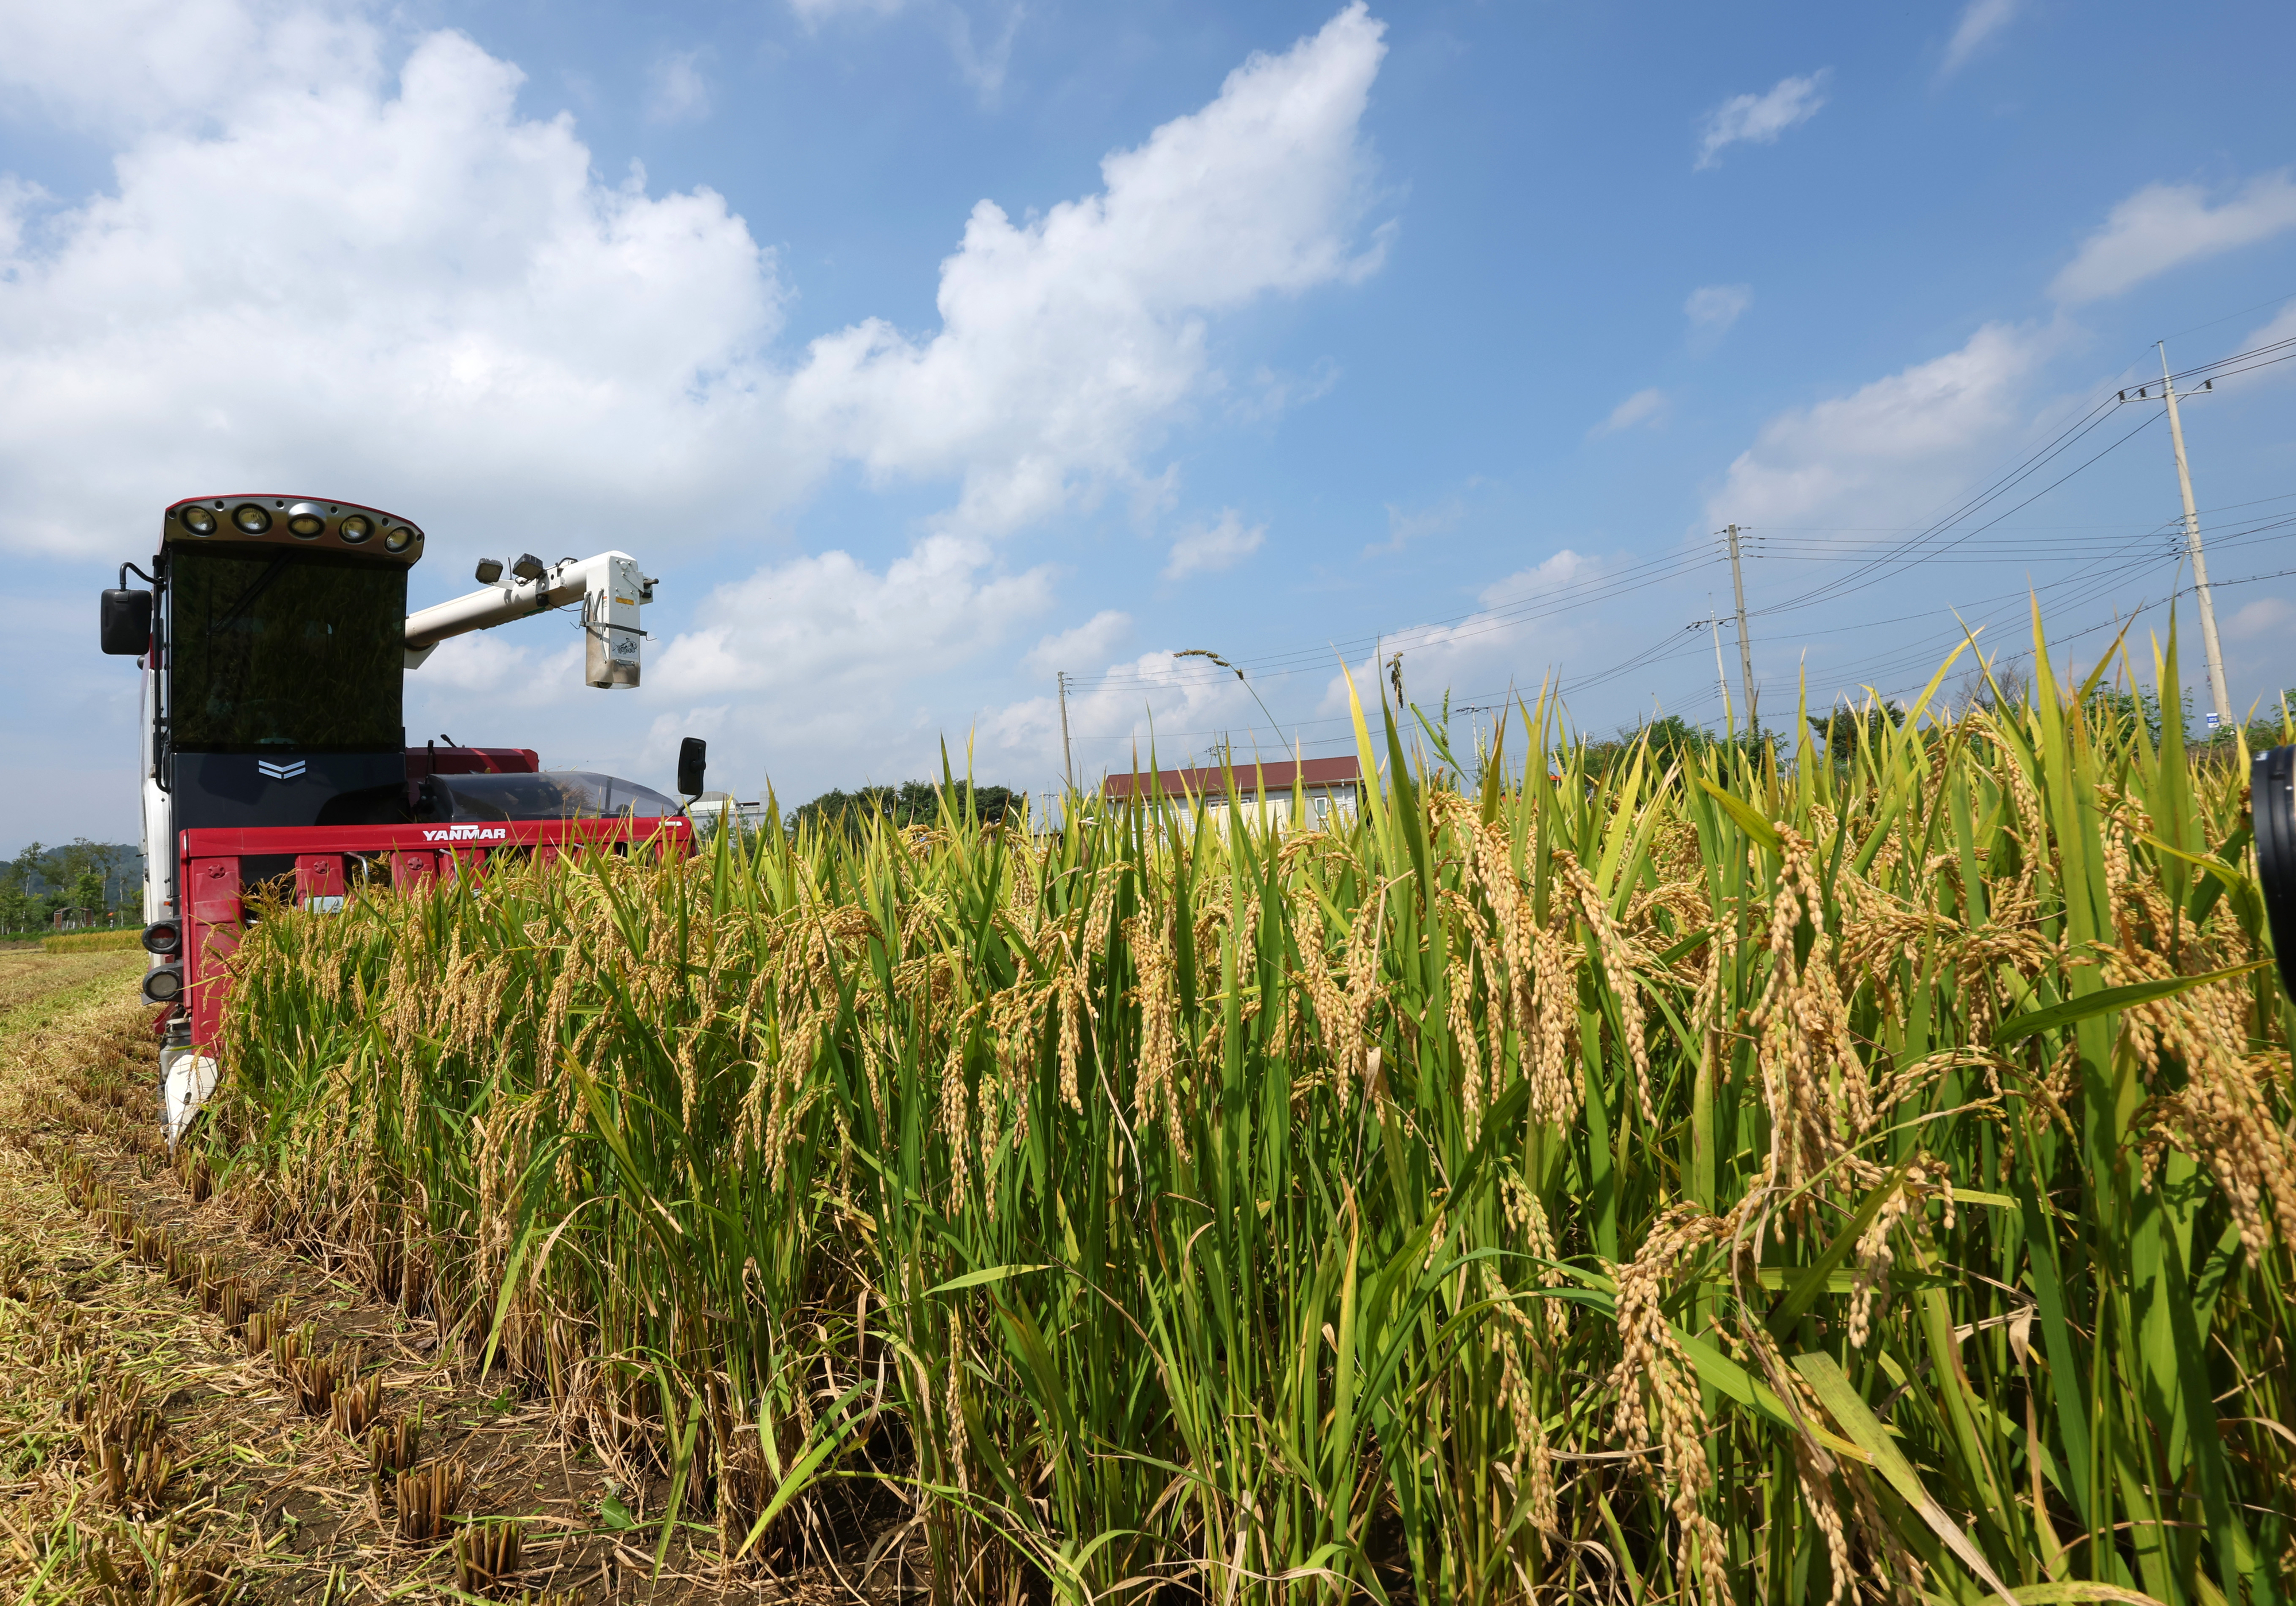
left=100, top=496, right=705, bottom=1144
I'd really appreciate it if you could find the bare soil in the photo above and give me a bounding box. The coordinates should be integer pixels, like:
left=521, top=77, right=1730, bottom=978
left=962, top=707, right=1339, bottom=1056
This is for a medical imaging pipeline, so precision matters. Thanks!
left=0, top=951, right=872, bottom=1606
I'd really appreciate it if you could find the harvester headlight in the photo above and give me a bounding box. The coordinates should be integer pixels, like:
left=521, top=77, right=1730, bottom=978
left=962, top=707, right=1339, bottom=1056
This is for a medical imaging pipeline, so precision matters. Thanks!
left=383, top=525, right=417, bottom=553
left=287, top=504, right=327, bottom=538
left=338, top=513, right=373, bottom=544
left=141, top=920, right=180, bottom=956
left=511, top=553, right=546, bottom=582
left=142, top=965, right=184, bottom=1005
left=179, top=505, right=218, bottom=536
left=232, top=503, right=272, bottom=535
left=474, top=557, right=504, bottom=584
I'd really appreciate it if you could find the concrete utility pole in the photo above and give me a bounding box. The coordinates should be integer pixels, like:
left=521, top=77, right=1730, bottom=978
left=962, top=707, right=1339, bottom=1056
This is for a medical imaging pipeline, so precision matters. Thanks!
left=1056, top=671, right=1076, bottom=794
left=1724, top=523, right=1758, bottom=729
left=2156, top=342, right=2236, bottom=729
left=1709, top=606, right=1735, bottom=730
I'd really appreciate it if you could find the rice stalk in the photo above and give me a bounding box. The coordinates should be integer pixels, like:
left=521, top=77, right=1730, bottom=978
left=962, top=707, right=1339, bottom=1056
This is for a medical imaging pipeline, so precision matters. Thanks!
left=196, top=618, right=2295, bottom=1605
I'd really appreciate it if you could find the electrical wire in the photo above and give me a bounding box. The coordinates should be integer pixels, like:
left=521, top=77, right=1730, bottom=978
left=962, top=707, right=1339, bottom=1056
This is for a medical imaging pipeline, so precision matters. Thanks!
left=1055, top=324, right=2296, bottom=761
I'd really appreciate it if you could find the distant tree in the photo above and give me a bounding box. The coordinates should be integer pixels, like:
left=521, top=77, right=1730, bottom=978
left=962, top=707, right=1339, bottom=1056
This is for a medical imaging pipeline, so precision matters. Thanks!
left=67, top=866, right=108, bottom=914
left=0, top=840, right=141, bottom=929
left=2082, top=685, right=2170, bottom=747
left=1808, top=701, right=1907, bottom=764
left=2, top=842, right=46, bottom=933
left=2250, top=688, right=2296, bottom=748
left=788, top=786, right=898, bottom=837
left=789, top=781, right=1018, bottom=837
left=1958, top=660, right=2032, bottom=716
left=2194, top=686, right=2296, bottom=765
left=2075, top=683, right=2296, bottom=762
left=1569, top=714, right=1774, bottom=781
left=52, top=839, right=122, bottom=909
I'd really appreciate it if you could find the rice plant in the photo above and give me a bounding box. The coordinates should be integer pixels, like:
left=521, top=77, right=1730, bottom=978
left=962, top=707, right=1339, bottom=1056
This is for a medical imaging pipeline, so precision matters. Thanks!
left=203, top=622, right=2295, bottom=1604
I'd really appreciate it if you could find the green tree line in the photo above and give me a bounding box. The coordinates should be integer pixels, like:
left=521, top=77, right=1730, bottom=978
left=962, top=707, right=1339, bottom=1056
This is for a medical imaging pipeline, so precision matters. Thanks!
left=1, top=840, right=139, bottom=933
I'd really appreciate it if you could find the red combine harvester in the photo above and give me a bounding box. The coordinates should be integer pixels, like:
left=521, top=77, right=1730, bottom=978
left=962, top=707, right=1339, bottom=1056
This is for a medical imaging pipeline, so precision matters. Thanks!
left=100, top=495, right=706, bottom=1142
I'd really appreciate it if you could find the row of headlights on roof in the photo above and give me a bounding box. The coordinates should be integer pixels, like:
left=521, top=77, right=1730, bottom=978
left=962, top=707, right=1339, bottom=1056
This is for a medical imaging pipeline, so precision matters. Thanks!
left=173, top=498, right=422, bottom=553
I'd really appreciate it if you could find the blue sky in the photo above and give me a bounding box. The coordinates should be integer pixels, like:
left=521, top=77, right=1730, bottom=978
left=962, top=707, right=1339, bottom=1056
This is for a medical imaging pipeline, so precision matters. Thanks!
left=3, top=0, right=2293, bottom=844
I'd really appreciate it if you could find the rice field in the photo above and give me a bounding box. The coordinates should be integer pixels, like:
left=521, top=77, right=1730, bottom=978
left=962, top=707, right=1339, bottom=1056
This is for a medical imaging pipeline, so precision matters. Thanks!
left=203, top=629, right=2295, bottom=1605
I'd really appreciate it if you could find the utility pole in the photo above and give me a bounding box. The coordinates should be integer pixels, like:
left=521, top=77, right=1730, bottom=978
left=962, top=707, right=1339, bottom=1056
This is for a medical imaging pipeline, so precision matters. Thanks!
left=2155, top=343, right=2235, bottom=730
left=1708, top=606, right=1735, bottom=730
left=1724, top=523, right=1758, bottom=730
left=1056, top=671, right=1076, bottom=794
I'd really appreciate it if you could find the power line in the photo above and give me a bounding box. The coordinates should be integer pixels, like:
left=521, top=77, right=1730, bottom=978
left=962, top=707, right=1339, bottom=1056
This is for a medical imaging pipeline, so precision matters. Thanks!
left=1055, top=320, right=2296, bottom=764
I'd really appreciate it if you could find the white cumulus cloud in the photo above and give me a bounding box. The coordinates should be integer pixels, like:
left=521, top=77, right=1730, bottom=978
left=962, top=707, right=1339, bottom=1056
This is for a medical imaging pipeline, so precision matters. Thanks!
left=979, top=545, right=1614, bottom=785
left=1685, top=283, right=1752, bottom=348
left=1164, top=509, right=1267, bottom=579
left=646, top=48, right=712, bottom=123
left=1707, top=322, right=2045, bottom=529
left=0, top=0, right=379, bottom=138
left=1314, top=549, right=1604, bottom=719
left=1364, top=491, right=1468, bottom=557
left=1695, top=71, right=1829, bottom=170
left=2051, top=173, right=2296, bottom=305
left=1025, top=610, right=1134, bottom=677
left=647, top=534, right=1057, bottom=785
left=2226, top=596, right=2295, bottom=642
left=0, top=0, right=1391, bottom=563
left=789, top=0, right=906, bottom=20
left=1593, top=388, right=1667, bottom=436
left=0, top=15, right=792, bottom=561
left=785, top=1, right=1389, bottom=536
left=1942, top=0, right=2019, bottom=76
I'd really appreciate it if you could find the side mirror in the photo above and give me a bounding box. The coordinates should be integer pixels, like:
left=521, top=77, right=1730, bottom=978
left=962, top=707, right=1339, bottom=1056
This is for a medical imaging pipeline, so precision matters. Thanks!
left=2255, top=746, right=2296, bottom=997
left=678, top=737, right=707, bottom=798
left=101, top=588, right=153, bottom=656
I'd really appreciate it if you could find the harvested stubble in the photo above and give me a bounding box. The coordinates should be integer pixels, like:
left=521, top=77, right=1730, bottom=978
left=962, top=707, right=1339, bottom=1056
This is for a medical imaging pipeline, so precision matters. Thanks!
left=0, top=1241, right=32, bottom=1302
left=86, top=1518, right=233, bottom=1606
left=215, top=1278, right=250, bottom=1333
left=329, top=1370, right=382, bottom=1437
left=77, top=1378, right=173, bottom=1515
left=456, top=1520, right=525, bottom=1596
left=367, top=1410, right=422, bottom=1480
left=391, top=1458, right=467, bottom=1545
left=284, top=1341, right=355, bottom=1417
left=266, top=1318, right=309, bottom=1375
left=203, top=629, right=2295, bottom=1605
left=241, top=1295, right=290, bottom=1359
